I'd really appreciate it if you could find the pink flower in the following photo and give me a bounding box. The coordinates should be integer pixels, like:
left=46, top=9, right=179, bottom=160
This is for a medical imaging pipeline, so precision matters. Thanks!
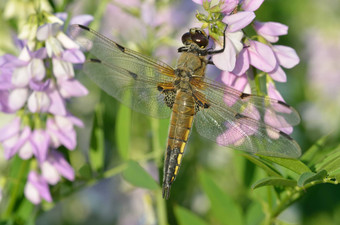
left=31, top=129, right=50, bottom=162
left=254, top=21, right=288, bottom=43
left=223, top=11, right=256, bottom=32
left=221, top=71, right=248, bottom=93
left=24, top=171, right=52, bottom=204
left=247, top=40, right=277, bottom=72
left=46, top=114, right=84, bottom=150
left=41, top=150, right=75, bottom=185
left=241, top=0, right=264, bottom=12
left=220, top=0, right=239, bottom=14
left=268, top=45, right=300, bottom=82
left=272, top=45, right=300, bottom=69
left=265, top=82, right=293, bottom=134
left=0, top=13, right=91, bottom=205
left=212, top=30, right=243, bottom=71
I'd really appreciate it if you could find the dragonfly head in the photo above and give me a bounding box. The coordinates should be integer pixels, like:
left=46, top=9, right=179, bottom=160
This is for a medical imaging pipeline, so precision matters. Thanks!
left=181, top=28, right=209, bottom=49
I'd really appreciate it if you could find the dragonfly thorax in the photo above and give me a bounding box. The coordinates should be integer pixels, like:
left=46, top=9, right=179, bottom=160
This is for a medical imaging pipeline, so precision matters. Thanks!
left=176, top=52, right=207, bottom=80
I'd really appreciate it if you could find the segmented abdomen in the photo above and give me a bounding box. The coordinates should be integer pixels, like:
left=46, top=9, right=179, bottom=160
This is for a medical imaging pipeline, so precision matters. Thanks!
left=162, top=89, right=195, bottom=199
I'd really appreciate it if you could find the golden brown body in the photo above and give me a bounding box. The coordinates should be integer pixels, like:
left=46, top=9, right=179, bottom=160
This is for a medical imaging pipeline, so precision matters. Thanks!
left=162, top=51, right=207, bottom=199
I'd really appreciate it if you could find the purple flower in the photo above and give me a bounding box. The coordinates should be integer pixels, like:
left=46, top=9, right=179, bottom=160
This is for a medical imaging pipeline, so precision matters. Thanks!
left=220, top=0, right=239, bottom=14
left=212, top=30, right=243, bottom=71
left=265, top=82, right=293, bottom=135
left=24, top=171, right=52, bottom=204
left=254, top=21, right=288, bottom=43
left=46, top=114, right=84, bottom=150
left=0, top=12, right=92, bottom=204
left=41, top=150, right=75, bottom=185
left=223, top=11, right=256, bottom=32
left=241, top=0, right=264, bottom=12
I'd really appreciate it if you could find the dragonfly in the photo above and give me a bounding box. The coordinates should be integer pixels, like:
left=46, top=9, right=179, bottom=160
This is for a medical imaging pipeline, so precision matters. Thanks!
left=70, top=24, right=301, bottom=199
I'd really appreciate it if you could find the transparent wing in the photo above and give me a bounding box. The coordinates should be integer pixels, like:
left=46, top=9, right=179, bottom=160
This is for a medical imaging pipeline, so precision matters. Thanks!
left=191, top=76, right=300, bottom=128
left=192, top=77, right=301, bottom=158
left=70, top=24, right=175, bottom=118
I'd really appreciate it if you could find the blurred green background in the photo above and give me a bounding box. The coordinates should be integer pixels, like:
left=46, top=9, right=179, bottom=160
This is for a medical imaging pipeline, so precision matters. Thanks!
left=1, top=0, right=340, bottom=224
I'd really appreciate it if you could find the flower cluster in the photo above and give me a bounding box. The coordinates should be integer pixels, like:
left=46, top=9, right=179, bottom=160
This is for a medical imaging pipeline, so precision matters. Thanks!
left=0, top=12, right=93, bottom=204
left=193, top=0, right=299, bottom=144
left=194, top=0, right=299, bottom=91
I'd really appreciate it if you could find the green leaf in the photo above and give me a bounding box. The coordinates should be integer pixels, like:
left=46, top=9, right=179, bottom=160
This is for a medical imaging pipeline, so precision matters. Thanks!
left=199, top=170, right=243, bottom=225
left=260, top=156, right=311, bottom=175
left=174, top=205, right=208, bottom=225
left=78, top=163, right=93, bottom=179
left=122, top=160, right=158, bottom=190
left=89, top=104, right=105, bottom=172
left=252, top=177, right=297, bottom=189
left=115, top=103, right=131, bottom=160
left=315, top=145, right=340, bottom=173
left=329, top=168, right=340, bottom=181
left=297, top=170, right=328, bottom=187
left=301, top=133, right=337, bottom=167
left=245, top=202, right=265, bottom=225
left=241, top=154, right=282, bottom=177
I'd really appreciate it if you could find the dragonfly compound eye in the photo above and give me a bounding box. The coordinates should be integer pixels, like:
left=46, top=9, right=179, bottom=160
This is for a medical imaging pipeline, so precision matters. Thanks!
left=191, top=30, right=208, bottom=48
left=181, top=32, right=192, bottom=45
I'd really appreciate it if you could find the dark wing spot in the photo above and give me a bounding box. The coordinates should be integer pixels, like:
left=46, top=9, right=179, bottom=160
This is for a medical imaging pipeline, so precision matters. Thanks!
left=278, top=100, right=290, bottom=108
left=116, top=43, right=125, bottom=52
left=89, top=58, right=101, bottom=63
left=203, top=103, right=210, bottom=108
left=279, top=131, right=293, bottom=140
left=128, top=71, right=138, bottom=80
left=235, top=113, right=247, bottom=119
left=240, top=93, right=251, bottom=99
left=78, top=24, right=90, bottom=31
left=157, top=85, right=164, bottom=92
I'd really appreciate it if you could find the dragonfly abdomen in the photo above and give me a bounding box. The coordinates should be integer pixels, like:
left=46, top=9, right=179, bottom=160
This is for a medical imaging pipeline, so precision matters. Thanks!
left=162, top=89, right=195, bottom=199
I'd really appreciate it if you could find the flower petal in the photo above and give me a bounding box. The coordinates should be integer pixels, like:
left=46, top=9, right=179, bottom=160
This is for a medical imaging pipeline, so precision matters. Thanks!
left=268, top=66, right=287, bottom=82
left=28, top=59, right=45, bottom=81
left=70, top=14, right=94, bottom=27
left=56, top=32, right=79, bottom=49
left=242, top=0, right=264, bottom=11
left=223, top=11, right=255, bottom=32
left=27, top=91, right=51, bottom=113
left=51, top=150, right=75, bottom=181
left=0, top=117, right=20, bottom=142
left=25, top=171, right=52, bottom=204
left=36, top=23, right=60, bottom=41
left=41, top=161, right=60, bottom=185
left=212, top=31, right=243, bottom=71
left=19, top=140, right=34, bottom=159
left=12, top=66, right=30, bottom=87
left=31, top=130, right=50, bottom=162
left=4, top=126, right=31, bottom=159
left=220, top=0, right=239, bottom=14
left=221, top=71, right=248, bottom=92
left=52, top=58, right=74, bottom=79
left=254, top=21, right=288, bottom=43
left=272, top=45, right=300, bottom=69
left=248, top=40, right=277, bottom=72
left=59, top=78, right=88, bottom=98
left=8, top=88, right=28, bottom=111
left=232, top=48, right=250, bottom=75
left=47, top=86, right=67, bottom=116
left=62, top=49, right=85, bottom=63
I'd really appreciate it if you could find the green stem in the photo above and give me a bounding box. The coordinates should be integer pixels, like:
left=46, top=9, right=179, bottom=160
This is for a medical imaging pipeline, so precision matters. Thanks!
left=268, top=178, right=338, bottom=221
left=3, top=160, right=29, bottom=218
left=150, top=118, right=168, bottom=224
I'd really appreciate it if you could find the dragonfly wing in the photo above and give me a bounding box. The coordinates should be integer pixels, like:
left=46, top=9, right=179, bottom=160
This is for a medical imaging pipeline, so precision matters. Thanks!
left=192, top=79, right=301, bottom=158
left=191, top=77, right=300, bottom=129
left=70, top=24, right=175, bottom=118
